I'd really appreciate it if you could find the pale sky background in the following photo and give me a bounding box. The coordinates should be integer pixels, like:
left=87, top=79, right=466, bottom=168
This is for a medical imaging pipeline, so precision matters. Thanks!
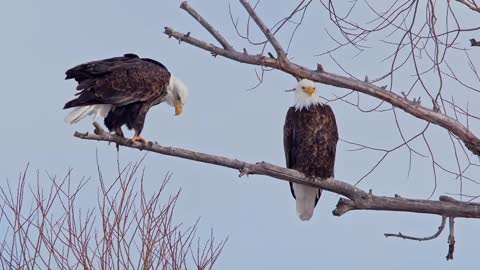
left=1, top=0, right=480, bottom=269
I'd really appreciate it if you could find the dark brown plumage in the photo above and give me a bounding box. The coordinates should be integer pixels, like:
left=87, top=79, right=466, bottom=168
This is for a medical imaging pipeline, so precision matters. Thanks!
left=283, top=103, right=338, bottom=206
left=63, top=53, right=171, bottom=143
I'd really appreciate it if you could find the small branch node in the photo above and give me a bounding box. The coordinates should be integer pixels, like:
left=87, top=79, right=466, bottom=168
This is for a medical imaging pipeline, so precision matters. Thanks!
left=180, top=1, right=188, bottom=9
left=432, top=99, right=441, bottom=112
left=413, top=97, right=421, bottom=106
left=439, top=196, right=457, bottom=203
left=164, top=27, right=173, bottom=38
left=470, top=38, right=480, bottom=47
left=316, top=64, right=324, bottom=72
left=333, top=198, right=356, bottom=216
left=239, top=167, right=251, bottom=177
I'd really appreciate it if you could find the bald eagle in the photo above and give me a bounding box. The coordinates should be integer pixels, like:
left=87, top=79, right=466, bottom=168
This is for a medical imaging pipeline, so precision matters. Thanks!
left=63, top=53, right=189, bottom=143
left=283, top=79, right=338, bottom=221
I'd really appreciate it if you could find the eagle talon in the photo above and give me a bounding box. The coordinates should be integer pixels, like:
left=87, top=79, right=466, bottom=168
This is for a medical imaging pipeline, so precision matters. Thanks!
left=131, top=135, right=147, bottom=144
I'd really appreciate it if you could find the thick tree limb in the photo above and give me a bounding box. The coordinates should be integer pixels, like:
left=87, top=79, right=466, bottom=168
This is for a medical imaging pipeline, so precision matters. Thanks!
left=74, top=123, right=480, bottom=219
left=163, top=2, right=480, bottom=156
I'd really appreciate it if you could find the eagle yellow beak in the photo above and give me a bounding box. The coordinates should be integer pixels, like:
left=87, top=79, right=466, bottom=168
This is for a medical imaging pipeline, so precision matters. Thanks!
left=174, top=102, right=183, bottom=116
left=304, top=86, right=315, bottom=96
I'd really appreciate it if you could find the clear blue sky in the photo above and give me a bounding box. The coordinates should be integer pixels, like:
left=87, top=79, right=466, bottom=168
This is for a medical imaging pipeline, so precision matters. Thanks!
left=1, top=0, right=480, bottom=269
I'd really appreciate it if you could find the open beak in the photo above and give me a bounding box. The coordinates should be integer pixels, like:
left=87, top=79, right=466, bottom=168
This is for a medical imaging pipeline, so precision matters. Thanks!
left=304, top=86, right=315, bottom=96
left=174, top=101, right=183, bottom=116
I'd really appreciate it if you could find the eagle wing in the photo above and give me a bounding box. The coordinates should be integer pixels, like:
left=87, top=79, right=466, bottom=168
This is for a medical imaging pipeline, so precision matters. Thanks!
left=283, top=107, right=302, bottom=200
left=64, top=54, right=170, bottom=108
left=319, top=104, right=339, bottom=177
left=283, top=107, right=296, bottom=169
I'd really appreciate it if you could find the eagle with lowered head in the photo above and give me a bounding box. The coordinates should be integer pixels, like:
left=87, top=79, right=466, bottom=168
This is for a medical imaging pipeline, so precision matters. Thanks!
left=283, top=79, right=338, bottom=221
left=63, top=53, right=189, bottom=143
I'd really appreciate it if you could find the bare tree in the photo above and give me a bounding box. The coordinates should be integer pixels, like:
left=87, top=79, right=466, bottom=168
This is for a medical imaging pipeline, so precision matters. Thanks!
left=75, top=1, right=480, bottom=260
left=0, top=156, right=226, bottom=269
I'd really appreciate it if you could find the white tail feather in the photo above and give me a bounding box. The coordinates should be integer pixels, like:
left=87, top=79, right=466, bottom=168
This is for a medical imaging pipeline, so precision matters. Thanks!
left=292, top=183, right=318, bottom=221
left=64, top=105, right=113, bottom=124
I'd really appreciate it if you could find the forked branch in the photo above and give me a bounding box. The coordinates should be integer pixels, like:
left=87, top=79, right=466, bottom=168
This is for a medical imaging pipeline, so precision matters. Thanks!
left=180, top=1, right=233, bottom=50
left=238, top=0, right=287, bottom=60
left=384, top=216, right=456, bottom=261
left=384, top=216, right=447, bottom=241
left=163, top=1, right=480, bottom=156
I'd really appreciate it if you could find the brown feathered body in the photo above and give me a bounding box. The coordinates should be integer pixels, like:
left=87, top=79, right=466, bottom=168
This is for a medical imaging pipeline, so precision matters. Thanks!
left=63, top=53, right=171, bottom=136
left=283, top=103, right=338, bottom=208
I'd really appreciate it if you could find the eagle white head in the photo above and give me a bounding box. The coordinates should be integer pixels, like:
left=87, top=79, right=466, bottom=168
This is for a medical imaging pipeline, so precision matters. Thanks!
left=294, top=79, right=322, bottom=111
left=165, top=75, right=190, bottom=116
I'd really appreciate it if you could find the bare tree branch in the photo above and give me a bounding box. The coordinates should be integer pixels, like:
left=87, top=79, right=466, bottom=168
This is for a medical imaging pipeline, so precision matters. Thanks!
left=73, top=123, right=480, bottom=219
left=384, top=216, right=447, bottom=241
left=163, top=2, right=480, bottom=156
left=0, top=154, right=226, bottom=269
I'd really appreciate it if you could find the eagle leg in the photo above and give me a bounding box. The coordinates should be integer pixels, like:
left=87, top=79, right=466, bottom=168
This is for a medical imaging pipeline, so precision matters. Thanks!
left=114, top=128, right=125, bottom=151
left=115, top=127, right=125, bottom=137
